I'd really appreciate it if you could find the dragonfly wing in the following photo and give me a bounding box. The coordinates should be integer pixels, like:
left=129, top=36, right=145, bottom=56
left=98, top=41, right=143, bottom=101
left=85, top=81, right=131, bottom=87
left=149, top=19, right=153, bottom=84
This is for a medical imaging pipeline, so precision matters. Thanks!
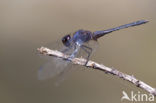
left=38, top=40, right=76, bottom=80
left=38, top=57, right=71, bottom=80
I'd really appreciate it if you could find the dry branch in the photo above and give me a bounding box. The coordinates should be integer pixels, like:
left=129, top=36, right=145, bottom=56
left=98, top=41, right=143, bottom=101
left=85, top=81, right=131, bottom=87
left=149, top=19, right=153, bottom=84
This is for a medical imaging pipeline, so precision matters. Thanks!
left=37, top=46, right=156, bottom=96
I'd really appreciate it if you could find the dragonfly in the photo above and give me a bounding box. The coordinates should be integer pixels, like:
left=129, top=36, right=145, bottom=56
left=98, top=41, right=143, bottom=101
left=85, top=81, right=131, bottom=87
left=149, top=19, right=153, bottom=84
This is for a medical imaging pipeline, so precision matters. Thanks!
left=39, top=20, right=148, bottom=80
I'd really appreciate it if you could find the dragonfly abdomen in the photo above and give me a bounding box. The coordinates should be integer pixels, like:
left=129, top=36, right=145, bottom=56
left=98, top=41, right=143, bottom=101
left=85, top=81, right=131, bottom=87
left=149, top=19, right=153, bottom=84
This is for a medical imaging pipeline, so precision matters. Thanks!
left=92, top=20, right=148, bottom=40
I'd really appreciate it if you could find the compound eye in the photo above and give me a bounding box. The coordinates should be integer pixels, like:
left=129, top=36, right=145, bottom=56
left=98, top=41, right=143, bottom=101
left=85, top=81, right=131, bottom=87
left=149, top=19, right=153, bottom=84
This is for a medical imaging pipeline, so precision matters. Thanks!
left=67, top=35, right=71, bottom=40
left=62, top=35, right=71, bottom=47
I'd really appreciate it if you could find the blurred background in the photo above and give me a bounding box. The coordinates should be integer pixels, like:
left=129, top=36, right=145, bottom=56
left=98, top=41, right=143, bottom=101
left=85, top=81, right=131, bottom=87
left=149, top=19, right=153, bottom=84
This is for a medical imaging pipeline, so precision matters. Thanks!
left=0, top=0, right=156, bottom=103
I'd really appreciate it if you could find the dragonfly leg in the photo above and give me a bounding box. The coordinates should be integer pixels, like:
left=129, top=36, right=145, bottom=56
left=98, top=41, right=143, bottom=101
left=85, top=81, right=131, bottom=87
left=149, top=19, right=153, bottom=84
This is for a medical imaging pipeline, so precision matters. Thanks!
left=81, top=45, right=92, bottom=66
left=69, top=45, right=79, bottom=59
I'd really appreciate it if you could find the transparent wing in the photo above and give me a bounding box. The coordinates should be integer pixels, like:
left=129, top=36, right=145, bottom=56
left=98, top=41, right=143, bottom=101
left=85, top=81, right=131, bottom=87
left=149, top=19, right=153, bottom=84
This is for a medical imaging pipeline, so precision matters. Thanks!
left=38, top=36, right=98, bottom=80
left=38, top=38, right=75, bottom=80
left=38, top=57, right=70, bottom=80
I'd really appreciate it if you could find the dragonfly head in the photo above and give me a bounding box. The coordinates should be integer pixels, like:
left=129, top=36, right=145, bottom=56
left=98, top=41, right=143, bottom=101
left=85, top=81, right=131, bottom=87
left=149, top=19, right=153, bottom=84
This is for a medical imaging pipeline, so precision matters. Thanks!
left=62, top=34, right=71, bottom=47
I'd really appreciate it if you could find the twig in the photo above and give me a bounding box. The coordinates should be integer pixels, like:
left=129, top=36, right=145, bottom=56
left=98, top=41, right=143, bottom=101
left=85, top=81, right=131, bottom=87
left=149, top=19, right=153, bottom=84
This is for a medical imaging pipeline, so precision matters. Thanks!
left=37, top=46, right=156, bottom=96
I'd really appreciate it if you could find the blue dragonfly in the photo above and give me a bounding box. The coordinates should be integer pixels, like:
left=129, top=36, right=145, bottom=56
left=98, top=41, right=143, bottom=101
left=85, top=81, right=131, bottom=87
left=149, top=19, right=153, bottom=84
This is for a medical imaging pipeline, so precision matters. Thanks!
left=39, top=20, right=148, bottom=80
